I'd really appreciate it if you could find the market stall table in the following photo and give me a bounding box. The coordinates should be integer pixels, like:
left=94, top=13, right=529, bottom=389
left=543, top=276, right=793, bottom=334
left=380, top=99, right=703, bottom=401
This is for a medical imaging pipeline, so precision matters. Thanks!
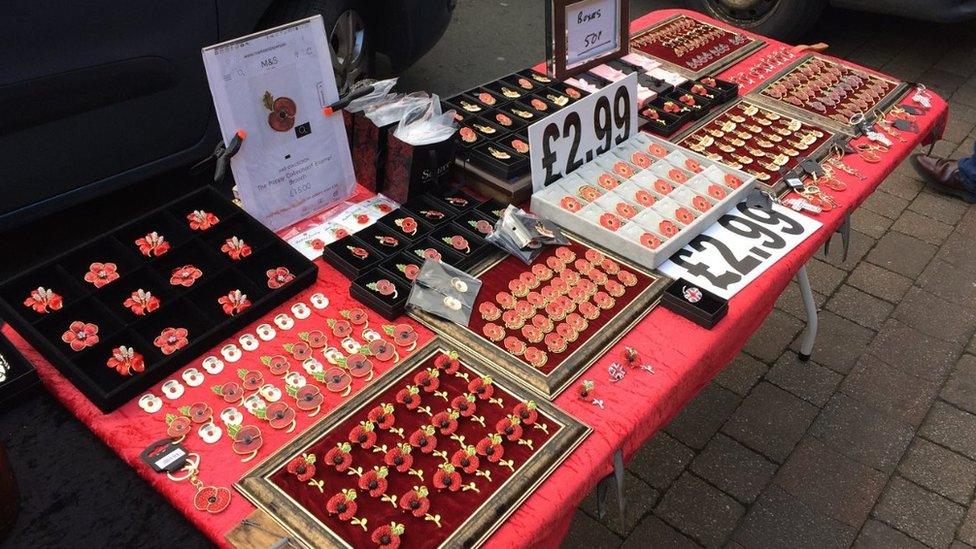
left=1, top=8, right=948, bottom=548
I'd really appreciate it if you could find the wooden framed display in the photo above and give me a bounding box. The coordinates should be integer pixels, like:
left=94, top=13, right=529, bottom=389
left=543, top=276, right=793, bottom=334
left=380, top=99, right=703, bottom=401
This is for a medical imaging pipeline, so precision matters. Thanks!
left=674, top=98, right=841, bottom=196
left=410, top=235, right=669, bottom=399
left=628, top=13, right=764, bottom=79
left=749, top=53, right=911, bottom=134
left=236, top=338, right=590, bottom=548
left=546, top=0, right=630, bottom=81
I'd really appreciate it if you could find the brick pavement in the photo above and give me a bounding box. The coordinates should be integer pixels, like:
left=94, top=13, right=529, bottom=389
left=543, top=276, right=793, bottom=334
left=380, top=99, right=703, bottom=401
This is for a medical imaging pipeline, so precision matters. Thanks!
left=562, top=6, right=976, bottom=548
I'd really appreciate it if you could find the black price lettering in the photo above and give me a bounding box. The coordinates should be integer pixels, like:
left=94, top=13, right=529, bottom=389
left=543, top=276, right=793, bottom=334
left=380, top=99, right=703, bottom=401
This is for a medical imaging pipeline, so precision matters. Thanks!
left=718, top=215, right=787, bottom=249
left=584, top=31, right=603, bottom=48
left=692, top=235, right=762, bottom=276
left=613, top=85, right=631, bottom=144
left=735, top=202, right=804, bottom=235
left=541, top=122, right=560, bottom=183
left=671, top=248, right=742, bottom=290
left=594, top=96, right=613, bottom=154
left=563, top=112, right=584, bottom=174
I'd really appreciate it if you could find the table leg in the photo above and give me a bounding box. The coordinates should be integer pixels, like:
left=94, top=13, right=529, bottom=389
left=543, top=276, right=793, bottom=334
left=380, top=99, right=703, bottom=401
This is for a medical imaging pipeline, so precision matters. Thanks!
left=594, top=449, right=627, bottom=525
left=796, top=264, right=819, bottom=362
left=822, top=211, right=851, bottom=262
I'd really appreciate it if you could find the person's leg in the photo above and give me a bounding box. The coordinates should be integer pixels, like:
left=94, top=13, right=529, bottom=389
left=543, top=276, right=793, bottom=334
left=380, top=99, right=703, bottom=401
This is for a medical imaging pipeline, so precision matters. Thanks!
left=957, top=140, right=976, bottom=194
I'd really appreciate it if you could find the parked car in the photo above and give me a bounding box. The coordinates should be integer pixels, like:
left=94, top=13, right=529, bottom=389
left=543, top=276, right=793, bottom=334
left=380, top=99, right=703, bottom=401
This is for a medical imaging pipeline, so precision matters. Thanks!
left=683, top=0, right=976, bottom=41
left=0, top=0, right=455, bottom=230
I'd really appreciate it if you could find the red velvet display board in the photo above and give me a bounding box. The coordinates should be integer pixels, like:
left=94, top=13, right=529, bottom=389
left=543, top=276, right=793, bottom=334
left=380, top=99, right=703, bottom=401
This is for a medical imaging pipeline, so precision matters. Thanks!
left=267, top=349, right=558, bottom=548
left=466, top=240, right=652, bottom=375
left=3, top=9, right=949, bottom=549
left=629, top=14, right=760, bottom=73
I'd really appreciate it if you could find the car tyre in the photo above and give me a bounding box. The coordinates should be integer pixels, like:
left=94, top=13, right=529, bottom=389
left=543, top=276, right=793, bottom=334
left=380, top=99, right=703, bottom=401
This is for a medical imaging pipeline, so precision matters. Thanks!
left=259, top=0, right=373, bottom=93
left=684, top=0, right=826, bottom=42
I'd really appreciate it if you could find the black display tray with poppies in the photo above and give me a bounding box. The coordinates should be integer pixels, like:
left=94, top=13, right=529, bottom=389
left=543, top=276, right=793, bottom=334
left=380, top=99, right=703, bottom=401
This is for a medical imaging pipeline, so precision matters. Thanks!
left=342, top=189, right=503, bottom=320
left=447, top=67, right=591, bottom=183
left=236, top=338, right=590, bottom=549
left=0, top=187, right=317, bottom=412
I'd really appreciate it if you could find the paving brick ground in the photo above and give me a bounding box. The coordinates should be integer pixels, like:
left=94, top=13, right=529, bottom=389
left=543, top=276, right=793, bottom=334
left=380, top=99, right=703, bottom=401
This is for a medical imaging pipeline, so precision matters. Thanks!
left=562, top=5, right=976, bottom=548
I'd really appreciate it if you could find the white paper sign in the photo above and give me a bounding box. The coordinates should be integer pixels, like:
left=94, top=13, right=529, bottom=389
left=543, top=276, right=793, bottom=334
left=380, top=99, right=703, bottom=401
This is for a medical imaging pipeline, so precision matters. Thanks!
left=528, top=73, right=638, bottom=191
left=658, top=201, right=822, bottom=299
left=202, top=16, right=356, bottom=231
left=565, top=0, right=621, bottom=68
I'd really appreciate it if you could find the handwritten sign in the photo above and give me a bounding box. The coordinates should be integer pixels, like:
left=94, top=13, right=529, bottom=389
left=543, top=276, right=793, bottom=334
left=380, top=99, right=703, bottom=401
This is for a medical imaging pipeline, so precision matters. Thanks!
left=528, top=73, right=638, bottom=190
left=565, top=0, right=620, bottom=68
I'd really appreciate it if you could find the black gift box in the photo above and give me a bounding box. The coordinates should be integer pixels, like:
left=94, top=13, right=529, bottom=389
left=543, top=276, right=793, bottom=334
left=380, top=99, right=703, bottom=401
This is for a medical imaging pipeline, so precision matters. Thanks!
left=405, top=239, right=466, bottom=268
left=353, top=222, right=413, bottom=256
left=401, top=195, right=459, bottom=227
left=444, top=93, right=489, bottom=116
left=476, top=199, right=507, bottom=221
left=468, top=142, right=529, bottom=180
left=544, top=84, right=589, bottom=105
left=0, top=330, right=41, bottom=409
left=430, top=186, right=480, bottom=212
left=638, top=74, right=675, bottom=96
left=508, top=100, right=546, bottom=123
left=483, top=80, right=527, bottom=102
left=429, top=225, right=488, bottom=264
left=0, top=187, right=315, bottom=412
left=482, top=109, right=527, bottom=132
left=662, top=278, right=728, bottom=329
left=454, top=210, right=497, bottom=238
left=639, top=104, right=684, bottom=136
left=321, top=235, right=384, bottom=279
left=382, top=252, right=424, bottom=286
left=516, top=69, right=555, bottom=87
left=350, top=268, right=411, bottom=321
left=470, top=88, right=507, bottom=109
left=377, top=208, right=435, bottom=240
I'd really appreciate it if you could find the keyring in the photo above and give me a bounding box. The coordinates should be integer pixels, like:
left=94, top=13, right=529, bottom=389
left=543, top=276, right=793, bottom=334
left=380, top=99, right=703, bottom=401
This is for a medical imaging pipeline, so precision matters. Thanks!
left=274, top=313, right=294, bottom=330
left=310, top=293, right=330, bottom=309
left=202, top=356, right=224, bottom=375
left=239, top=333, right=259, bottom=352
left=221, top=344, right=242, bottom=363
left=255, top=324, right=276, bottom=341
left=162, top=379, right=185, bottom=400
left=182, top=367, right=204, bottom=387
left=291, top=302, right=311, bottom=320
left=139, top=393, right=163, bottom=413
left=198, top=422, right=223, bottom=444
left=220, top=406, right=244, bottom=426
left=284, top=371, right=307, bottom=389
left=450, top=277, right=469, bottom=293
left=258, top=383, right=282, bottom=402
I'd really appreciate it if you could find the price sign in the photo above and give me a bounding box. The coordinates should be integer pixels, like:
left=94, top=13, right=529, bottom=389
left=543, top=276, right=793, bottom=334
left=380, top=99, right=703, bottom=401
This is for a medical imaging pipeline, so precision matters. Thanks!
left=528, top=73, right=638, bottom=191
left=566, top=0, right=619, bottom=68
left=546, top=0, right=628, bottom=80
left=658, top=201, right=822, bottom=299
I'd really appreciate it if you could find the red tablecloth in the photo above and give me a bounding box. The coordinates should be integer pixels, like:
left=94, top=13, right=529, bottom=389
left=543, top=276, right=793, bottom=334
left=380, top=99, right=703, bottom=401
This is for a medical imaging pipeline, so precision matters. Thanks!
left=3, top=8, right=948, bottom=548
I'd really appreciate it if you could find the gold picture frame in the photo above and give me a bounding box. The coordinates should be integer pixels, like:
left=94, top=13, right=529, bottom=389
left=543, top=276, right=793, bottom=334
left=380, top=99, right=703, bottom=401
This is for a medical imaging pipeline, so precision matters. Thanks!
left=409, top=233, right=670, bottom=400
left=236, top=338, right=591, bottom=549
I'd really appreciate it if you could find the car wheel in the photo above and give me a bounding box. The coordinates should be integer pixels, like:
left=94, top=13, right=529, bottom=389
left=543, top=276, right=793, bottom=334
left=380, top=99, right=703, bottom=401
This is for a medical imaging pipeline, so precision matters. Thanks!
left=259, top=0, right=373, bottom=93
left=684, top=0, right=826, bottom=42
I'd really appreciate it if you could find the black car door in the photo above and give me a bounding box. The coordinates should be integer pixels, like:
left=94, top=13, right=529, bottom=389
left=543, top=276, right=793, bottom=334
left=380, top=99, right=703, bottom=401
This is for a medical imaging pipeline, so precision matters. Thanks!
left=0, top=1, right=219, bottom=225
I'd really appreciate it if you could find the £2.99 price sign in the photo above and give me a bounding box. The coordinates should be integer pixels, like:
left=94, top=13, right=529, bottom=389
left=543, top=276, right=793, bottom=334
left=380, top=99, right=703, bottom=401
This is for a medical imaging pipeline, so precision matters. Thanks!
left=658, top=201, right=822, bottom=299
left=529, top=72, right=638, bottom=191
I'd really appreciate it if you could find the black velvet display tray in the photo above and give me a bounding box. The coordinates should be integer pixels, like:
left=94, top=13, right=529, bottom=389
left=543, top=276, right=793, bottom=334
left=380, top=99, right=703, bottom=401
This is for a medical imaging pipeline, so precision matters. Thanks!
left=0, top=187, right=316, bottom=412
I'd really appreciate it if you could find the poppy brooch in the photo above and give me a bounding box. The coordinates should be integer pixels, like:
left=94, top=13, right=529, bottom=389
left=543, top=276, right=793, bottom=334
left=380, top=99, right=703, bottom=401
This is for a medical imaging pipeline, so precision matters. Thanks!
left=84, top=262, right=119, bottom=288
left=62, top=321, right=99, bottom=351
left=221, top=236, right=252, bottom=260
left=187, top=210, right=219, bottom=231
left=154, top=327, right=189, bottom=355
left=266, top=267, right=294, bottom=289
left=124, top=289, right=160, bottom=315
left=135, top=231, right=170, bottom=257
left=219, top=289, right=251, bottom=315
left=107, top=345, right=145, bottom=376
left=24, top=287, right=62, bottom=314
left=170, top=264, right=203, bottom=287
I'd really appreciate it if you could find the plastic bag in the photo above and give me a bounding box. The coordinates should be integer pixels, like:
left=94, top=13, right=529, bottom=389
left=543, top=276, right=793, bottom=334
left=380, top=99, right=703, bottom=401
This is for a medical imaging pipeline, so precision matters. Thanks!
left=485, top=206, right=569, bottom=264
left=364, top=92, right=433, bottom=127
left=407, top=260, right=481, bottom=326
left=345, top=78, right=399, bottom=113
left=392, top=94, right=459, bottom=146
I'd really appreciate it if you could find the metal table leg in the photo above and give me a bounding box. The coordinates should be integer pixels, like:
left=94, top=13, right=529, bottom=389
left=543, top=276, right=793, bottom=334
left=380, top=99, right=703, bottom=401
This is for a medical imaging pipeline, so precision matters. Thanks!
left=594, top=448, right=627, bottom=528
left=796, top=264, right=819, bottom=361
left=823, top=211, right=852, bottom=263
